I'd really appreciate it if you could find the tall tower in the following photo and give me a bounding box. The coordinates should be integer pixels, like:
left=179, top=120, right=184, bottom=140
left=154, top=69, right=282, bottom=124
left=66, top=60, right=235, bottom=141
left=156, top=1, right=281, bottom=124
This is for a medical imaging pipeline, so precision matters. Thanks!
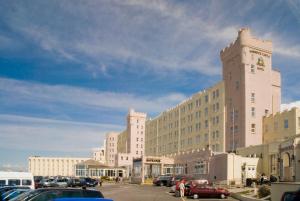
left=127, top=109, right=146, bottom=157
left=105, top=132, right=119, bottom=166
left=221, top=28, right=281, bottom=151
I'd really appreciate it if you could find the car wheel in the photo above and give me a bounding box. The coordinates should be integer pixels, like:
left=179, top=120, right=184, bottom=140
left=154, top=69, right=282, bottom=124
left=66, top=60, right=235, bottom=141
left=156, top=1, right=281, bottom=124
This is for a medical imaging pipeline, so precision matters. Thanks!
left=220, top=193, right=226, bottom=199
left=193, top=194, right=199, bottom=199
left=175, top=191, right=180, bottom=197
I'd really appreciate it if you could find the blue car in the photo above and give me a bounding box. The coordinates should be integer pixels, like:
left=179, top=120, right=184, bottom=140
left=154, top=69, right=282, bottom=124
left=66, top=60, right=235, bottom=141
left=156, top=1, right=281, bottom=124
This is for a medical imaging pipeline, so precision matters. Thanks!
left=54, top=199, right=113, bottom=201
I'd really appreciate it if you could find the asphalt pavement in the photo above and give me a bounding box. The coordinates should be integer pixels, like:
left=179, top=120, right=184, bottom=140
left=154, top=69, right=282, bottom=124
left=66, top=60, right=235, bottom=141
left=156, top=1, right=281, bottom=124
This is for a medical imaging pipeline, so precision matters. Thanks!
left=96, top=183, right=239, bottom=201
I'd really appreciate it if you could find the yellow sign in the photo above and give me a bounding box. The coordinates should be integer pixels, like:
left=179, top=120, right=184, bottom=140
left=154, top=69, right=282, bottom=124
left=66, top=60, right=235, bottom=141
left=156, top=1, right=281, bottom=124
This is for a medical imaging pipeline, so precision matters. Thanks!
left=257, top=57, right=265, bottom=67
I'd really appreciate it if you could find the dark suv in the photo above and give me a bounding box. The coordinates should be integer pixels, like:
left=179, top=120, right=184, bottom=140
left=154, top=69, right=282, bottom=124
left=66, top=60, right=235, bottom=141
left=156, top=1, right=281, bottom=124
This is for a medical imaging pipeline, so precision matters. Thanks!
left=80, top=178, right=98, bottom=187
left=153, top=176, right=173, bottom=186
left=10, top=188, right=104, bottom=201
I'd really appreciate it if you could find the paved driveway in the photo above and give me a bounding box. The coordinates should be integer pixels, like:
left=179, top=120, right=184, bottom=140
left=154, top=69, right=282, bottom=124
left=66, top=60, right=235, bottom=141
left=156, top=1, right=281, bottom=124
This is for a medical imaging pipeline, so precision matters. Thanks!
left=97, top=183, right=238, bottom=201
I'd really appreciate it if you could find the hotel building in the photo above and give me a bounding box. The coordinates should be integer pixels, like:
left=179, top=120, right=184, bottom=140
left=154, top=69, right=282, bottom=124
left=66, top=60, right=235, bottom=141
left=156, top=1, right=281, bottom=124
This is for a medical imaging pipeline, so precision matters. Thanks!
left=145, top=81, right=225, bottom=156
left=145, top=28, right=282, bottom=156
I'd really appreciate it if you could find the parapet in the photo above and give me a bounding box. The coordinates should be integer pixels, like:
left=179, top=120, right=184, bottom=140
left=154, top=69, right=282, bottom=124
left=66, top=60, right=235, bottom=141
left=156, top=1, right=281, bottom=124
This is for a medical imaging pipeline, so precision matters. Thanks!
left=220, top=28, right=273, bottom=59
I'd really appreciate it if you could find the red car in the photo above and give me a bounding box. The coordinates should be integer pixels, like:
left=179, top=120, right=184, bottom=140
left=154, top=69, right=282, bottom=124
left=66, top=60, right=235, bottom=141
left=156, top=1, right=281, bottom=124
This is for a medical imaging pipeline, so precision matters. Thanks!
left=189, top=185, right=230, bottom=199
left=174, top=180, right=208, bottom=197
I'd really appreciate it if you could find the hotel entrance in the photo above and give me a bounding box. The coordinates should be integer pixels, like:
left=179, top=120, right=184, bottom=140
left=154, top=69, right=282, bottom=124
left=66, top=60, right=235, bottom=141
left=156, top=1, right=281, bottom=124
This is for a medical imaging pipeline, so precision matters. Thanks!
left=132, top=156, right=175, bottom=184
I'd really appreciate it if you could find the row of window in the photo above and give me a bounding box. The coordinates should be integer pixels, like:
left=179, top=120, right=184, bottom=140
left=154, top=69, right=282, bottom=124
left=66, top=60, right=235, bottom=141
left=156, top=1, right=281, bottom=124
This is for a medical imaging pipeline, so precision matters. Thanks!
left=264, top=118, right=300, bottom=132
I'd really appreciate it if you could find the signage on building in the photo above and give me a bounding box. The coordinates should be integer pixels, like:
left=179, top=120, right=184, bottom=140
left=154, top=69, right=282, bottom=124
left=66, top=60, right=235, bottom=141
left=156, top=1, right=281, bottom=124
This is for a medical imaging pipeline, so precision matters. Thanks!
left=249, top=50, right=270, bottom=58
left=146, top=158, right=161, bottom=163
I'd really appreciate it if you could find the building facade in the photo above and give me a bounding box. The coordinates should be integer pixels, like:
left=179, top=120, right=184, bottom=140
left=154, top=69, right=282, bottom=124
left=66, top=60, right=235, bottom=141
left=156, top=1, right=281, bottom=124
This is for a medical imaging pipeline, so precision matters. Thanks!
left=221, top=28, right=281, bottom=151
left=263, top=107, right=300, bottom=144
left=28, top=156, right=90, bottom=177
left=92, top=147, right=106, bottom=164
left=145, top=81, right=225, bottom=156
left=105, top=132, right=119, bottom=167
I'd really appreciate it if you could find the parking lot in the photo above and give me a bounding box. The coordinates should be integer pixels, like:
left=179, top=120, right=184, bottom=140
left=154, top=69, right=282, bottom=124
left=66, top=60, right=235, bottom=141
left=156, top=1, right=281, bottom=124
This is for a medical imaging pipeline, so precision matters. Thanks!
left=98, top=183, right=238, bottom=201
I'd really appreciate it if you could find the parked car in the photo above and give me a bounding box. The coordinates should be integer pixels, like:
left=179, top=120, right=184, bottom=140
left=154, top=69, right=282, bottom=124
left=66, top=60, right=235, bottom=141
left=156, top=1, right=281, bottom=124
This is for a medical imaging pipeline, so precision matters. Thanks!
left=169, top=175, right=194, bottom=187
left=54, top=199, right=113, bottom=201
left=10, top=188, right=104, bottom=201
left=173, top=179, right=205, bottom=197
left=53, top=178, right=69, bottom=188
left=281, top=190, right=300, bottom=201
left=152, top=176, right=172, bottom=186
left=40, top=178, right=56, bottom=188
left=0, top=186, right=30, bottom=200
left=1, top=188, right=30, bottom=201
left=189, top=185, right=230, bottom=199
left=68, top=178, right=82, bottom=187
left=80, top=178, right=98, bottom=187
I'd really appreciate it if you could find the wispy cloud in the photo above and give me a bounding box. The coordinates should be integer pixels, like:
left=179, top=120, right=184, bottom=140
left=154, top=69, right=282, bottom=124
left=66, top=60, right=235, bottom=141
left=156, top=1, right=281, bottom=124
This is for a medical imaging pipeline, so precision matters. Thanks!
left=0, top=77, right=187, bottom=117
left=0, top=114, right=123, bottom=152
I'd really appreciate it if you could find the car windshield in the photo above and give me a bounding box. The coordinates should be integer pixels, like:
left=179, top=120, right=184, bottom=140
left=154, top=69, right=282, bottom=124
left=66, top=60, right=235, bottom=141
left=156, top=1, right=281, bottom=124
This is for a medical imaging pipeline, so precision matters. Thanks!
left=10, top=190, right=40, bottom=201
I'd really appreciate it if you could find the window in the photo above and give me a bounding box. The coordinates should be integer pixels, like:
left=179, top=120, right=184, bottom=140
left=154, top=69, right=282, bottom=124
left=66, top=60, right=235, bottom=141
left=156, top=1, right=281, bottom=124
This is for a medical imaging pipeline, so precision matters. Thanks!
left=298, top=117, right=300, bottom=128
left=251, top=124, right=256, bottom=134
left=8, top=179, right=20, bottom=186
left=22, top=179, right=32, bottom=186
left=213, top=91, right=216, bottom=99
left=0, top=180, right=5, bottom=186
left=251, top=93, right=255, bottom=103
left=205, top=95, right=209, bottom=103
left=284, top=119, right=289, bottom=129
left=205, top=120, right=208, bottom=128
left=136, top=151, right=138, bottom=154
left=136, top=138, right=139, bottom=142
left=251, top=107, right=255, bottom=117
left=235, top=81, right=239, bottom=90
left=205, top=107, right=208, bottom=116
left=216, top=89, right=219, bottom=98
left=251, top=64, right=255, bottom=73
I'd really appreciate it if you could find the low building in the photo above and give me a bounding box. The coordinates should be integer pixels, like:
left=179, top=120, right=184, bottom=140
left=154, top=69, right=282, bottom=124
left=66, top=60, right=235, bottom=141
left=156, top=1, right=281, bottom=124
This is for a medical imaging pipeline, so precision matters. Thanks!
left=236, top=141, right=281, bottom=178
left=28, top=156, right=90, bottom=177
left=263, top=107, right=300, bottom=144
left=132, top=149, right=258, bottom=185
left=75, top=159, right=125, bottom=178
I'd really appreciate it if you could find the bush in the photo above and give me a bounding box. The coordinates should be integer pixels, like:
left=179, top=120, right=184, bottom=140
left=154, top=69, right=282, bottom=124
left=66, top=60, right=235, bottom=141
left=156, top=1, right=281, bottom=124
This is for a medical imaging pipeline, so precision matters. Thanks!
left=101, top=176, right=110, bottom=181
left=258, top=185, right=270, bottom=198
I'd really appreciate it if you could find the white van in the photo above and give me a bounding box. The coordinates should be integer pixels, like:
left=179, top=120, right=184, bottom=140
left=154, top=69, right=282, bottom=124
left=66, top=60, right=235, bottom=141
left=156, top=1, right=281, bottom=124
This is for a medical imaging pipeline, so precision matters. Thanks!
left=0, top=171, right=35, bottom=189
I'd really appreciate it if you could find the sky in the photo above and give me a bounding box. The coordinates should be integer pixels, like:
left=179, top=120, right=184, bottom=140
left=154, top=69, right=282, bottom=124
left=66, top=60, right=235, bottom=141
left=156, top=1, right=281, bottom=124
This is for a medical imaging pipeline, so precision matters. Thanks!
left=0, top=0, right=300, bottom=170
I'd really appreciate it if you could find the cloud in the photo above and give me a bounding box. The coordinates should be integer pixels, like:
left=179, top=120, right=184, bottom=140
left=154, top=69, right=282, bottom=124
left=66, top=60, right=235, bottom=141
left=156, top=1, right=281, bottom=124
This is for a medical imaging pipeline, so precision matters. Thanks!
left=0, top=77, right=187, bottom=116
left=281, top=101, right=300, bottom=111
left=0, top=114, right=123, bottom=153
left=0, top=0, right=242, bottom=76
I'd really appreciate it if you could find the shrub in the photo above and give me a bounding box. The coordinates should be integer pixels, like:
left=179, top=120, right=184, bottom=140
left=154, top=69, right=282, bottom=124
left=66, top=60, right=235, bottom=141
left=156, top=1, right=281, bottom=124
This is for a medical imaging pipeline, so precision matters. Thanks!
left=258, top=185, right=270, bottom=198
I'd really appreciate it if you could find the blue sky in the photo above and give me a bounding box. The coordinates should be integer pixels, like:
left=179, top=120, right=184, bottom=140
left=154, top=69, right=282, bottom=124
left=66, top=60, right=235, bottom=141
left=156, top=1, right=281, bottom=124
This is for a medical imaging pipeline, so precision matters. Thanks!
left=0, top=0, right=300, bottom=169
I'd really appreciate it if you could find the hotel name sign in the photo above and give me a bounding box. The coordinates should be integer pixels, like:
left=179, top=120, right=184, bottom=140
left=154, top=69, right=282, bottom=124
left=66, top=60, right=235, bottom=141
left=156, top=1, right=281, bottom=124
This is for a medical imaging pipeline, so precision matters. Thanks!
left=146, top=158, right=161, bottom=163
left=249, top=49, right=269, bottom=71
